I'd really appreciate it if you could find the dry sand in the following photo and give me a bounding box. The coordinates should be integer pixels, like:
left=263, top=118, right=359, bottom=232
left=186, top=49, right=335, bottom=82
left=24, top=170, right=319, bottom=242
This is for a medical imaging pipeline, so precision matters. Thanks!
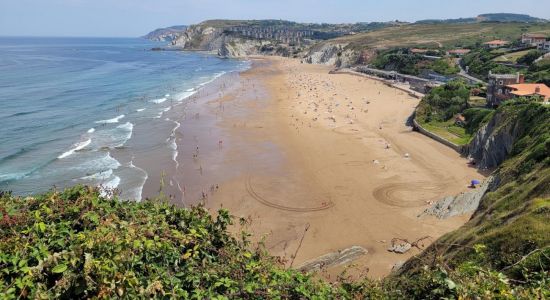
left=153, top=57, right=484, bottom=279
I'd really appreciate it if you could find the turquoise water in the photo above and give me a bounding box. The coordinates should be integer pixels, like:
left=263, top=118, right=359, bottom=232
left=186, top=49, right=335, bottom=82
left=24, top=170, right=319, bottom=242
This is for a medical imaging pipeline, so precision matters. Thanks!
left=0, top=37, right=247, bottom=198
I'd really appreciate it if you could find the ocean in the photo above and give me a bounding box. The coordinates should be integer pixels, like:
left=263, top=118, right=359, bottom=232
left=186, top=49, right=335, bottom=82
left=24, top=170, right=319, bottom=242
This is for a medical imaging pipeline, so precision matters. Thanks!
left=0, top=37, right=248, bottom=200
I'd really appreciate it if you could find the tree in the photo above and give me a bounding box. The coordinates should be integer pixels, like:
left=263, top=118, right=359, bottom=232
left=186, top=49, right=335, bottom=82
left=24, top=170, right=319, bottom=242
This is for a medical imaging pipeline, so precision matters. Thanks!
left=517, top=50, right=543, bottom=66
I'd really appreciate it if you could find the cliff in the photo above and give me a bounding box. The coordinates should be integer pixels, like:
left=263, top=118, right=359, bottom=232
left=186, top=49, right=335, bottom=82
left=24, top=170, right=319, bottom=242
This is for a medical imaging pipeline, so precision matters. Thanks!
left=462, top=105, right=526, bottom=169
left=171, top=24, right=275, bottom=57
left=401, top=100, right=550, bottom=281
left=148, top=20, right=393, bottom=62
left=142, top=25, right=188, bottom=42
left=302, top=42, right=360, bottom=68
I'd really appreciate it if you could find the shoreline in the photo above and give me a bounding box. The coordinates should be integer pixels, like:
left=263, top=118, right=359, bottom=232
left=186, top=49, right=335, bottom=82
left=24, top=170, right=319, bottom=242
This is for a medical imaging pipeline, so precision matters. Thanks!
left=145, top=56, right=485, bottom=278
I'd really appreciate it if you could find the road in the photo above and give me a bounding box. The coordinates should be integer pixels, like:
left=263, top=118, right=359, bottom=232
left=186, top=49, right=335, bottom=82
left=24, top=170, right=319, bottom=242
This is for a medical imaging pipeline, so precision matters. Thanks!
left=457, top=58, right=486, bottom=85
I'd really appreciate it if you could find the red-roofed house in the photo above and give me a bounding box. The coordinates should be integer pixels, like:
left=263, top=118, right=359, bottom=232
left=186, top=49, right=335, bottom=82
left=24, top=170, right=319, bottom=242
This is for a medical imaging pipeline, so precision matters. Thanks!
left=447, top=49, right=471, bottom=56
left=505, top=83, right=550, bottom=101
left=484, top=40, right=510, bottom=49
left=522, top=33, right=547, bottom=46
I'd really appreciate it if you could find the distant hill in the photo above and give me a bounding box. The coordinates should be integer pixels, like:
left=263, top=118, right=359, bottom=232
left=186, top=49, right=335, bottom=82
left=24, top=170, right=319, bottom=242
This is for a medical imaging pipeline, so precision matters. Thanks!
left=478, top=13, right=548, bottom=23
left=143, top=20, right=395, bottom=42
left=416, top=13, right=548, bottom=24
left=142, top=25, right=188, bottom=41
left=325, top=22, right=550, bottom=49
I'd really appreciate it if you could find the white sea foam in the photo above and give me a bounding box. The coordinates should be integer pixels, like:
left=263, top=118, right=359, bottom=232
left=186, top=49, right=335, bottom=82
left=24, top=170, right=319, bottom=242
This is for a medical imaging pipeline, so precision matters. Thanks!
left=150, top=97, right=167, bottom=104
left=198, top=71, right=226, bottom=87
left=169, top=120, right=180, bottom=168
left=58, top=138, right=92, bottom=159
left=186, top=88, right=194, bottom=92
left=87, top=128, right=95, bottom=133
left=175, top=90, right=197, bottom=102
left=127, top=161, right=148, bottom=202
left=88, top=122, right=133, bottom=149
left=103, top=175, right=120, bottom=189
left=136, top=108, right=145, bottom=112
left=80, top=169, right=113, bottom=181
left=72, top=152, right=121, bottom=172
left=0, top=172, right=26, bottom=182
left=114, top=122, right=133, bottom=147
left=165, top=94, right=170, bottom=97
left=95, top=114, right=125, bottom=124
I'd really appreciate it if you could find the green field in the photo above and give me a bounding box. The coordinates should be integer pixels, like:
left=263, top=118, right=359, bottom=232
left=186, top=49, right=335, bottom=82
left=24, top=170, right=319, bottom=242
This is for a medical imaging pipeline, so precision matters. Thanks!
left=328, top=23, right=550, bottom=50
left=468, top=96, right=487, bottom=107
left=420, top=120, right=473, bottom=145
left=493, top=49, right=531, bottom=63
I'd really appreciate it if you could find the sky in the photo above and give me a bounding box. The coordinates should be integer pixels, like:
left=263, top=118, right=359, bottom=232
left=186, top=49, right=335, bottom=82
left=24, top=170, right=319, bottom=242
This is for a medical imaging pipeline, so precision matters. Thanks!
left=1, top=0, right=549, bottom=37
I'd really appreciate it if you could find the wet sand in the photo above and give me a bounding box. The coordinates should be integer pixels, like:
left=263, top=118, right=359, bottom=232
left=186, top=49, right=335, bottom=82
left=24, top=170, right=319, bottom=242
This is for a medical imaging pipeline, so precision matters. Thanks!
left=144, top=57, right=484, bottom=278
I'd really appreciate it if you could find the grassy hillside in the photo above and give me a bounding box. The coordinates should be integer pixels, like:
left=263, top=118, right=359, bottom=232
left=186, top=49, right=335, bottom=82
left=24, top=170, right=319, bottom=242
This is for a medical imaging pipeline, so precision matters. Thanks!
left=328, top=22, right=550, bottom=50
left=405, top=100, right=550, bottom=282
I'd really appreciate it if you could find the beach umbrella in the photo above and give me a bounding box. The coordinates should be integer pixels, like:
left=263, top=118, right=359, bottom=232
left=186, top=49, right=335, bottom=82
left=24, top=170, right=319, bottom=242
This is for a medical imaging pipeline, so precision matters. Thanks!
left=471, top=179, right=480, bottom=185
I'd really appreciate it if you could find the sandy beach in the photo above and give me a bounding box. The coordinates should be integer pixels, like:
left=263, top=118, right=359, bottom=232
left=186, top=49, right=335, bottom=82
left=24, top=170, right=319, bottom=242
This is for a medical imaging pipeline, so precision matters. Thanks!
left=144, top=56, right=485, bottom=278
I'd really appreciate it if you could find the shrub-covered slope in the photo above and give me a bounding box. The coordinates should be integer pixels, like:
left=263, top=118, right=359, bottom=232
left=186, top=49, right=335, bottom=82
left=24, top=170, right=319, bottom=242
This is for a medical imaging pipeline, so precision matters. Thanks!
left=403, top=100, right=550, bottom=283
left=0, top=187, right=335, bottom=299
left=1, top=184, right=549, bottom=299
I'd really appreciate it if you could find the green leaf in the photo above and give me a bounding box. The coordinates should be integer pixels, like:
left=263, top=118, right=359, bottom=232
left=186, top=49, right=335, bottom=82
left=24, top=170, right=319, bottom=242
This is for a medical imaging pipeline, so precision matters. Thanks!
left=445, top=278, right=456, bottom=290
left=51, top=264, right=68, bottom=274
left=37, top=222, right=46, bottom=233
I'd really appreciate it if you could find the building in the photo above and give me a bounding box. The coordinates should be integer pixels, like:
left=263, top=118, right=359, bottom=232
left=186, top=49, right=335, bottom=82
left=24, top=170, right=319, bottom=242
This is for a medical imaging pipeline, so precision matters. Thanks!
left=521, top=33, right=547, bottom=46
left=447, top=49, right=471, bottom=56
left=504, top=83, right=550, bottom=101
left=486, top=72, right=524, bottom=107
left=537, top=40, right=550, bottom=52
left=484, top=40, right=510, bottom=49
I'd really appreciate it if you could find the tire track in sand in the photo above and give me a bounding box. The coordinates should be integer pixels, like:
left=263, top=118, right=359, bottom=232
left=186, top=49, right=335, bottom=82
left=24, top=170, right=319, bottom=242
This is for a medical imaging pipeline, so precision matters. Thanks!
left=245, top=176, right=334, bottom=212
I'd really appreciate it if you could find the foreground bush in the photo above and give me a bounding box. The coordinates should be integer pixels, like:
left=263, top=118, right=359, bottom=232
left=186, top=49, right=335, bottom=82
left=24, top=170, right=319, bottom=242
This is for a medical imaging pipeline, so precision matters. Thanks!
left=1, top=187, right=548, bottom=299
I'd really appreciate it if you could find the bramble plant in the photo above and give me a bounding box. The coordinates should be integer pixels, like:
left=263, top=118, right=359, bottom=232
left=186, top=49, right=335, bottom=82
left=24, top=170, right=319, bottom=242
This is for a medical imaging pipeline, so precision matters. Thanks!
left=1, top=185, right=549, bottom=299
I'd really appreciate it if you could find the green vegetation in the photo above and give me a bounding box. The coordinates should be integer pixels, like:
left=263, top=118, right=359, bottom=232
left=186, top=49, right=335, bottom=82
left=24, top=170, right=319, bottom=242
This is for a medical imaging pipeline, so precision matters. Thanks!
left=462, top=107, right=494, bottom=134
left=494, top=49, right=532, bottom=63
left=416, top=13, right=548, bottom=25
left=415, top=80, right=497, bottom=145
left=332, top=22, right=550, bottom=50
left=0, top=187, right=335, bottom=299
left=468, top=95, right=487, bottom=107
left=2, top=186, right=549, bottom=299
left=407, top=101, right=550, bottom=287
left=417, top=80, right=471, bottom=122
left=517, top=50, right=544, bottom=65
left=462, top=48, right=518, bottom=79
left=372, top=49, right=422, bottom=75
left=463, top=48, right=545, bottom=81
left=372, top=49, right=458, bottom=76
left=431, top=57, right=460, bottom=75
left=420, top=120, right=473, bottom=145
left=526, top=57, right=550, bottom=86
